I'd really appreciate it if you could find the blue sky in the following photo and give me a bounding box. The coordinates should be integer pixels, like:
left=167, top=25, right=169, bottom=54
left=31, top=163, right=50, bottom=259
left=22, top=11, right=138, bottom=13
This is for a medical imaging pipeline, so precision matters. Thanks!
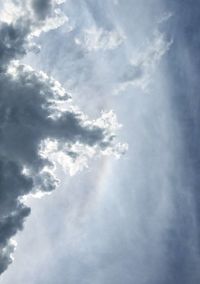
left=1, top=1, right=200, bottom=283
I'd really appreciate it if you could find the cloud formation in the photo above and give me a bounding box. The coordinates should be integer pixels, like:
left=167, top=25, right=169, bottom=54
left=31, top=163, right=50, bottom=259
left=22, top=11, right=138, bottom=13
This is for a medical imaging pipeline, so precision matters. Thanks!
left=74, top=26, right=125, bottom=51
left=115, top=31, right=172, bottom=93
left=0, top=0, right=67, bottom=70
left=0, top=0, right=126, bottom=275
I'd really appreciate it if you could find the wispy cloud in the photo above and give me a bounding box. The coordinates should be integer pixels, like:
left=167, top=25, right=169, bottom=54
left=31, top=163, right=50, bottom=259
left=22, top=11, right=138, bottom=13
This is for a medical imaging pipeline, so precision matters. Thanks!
left=74, top=26, right=125, bottom=51
left=114, top=31, right=172, bottom=94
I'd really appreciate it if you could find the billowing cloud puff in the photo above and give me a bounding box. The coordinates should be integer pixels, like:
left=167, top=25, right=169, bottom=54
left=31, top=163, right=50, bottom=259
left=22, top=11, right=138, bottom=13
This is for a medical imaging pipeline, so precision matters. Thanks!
left=0, top=0, right=126, bottom=275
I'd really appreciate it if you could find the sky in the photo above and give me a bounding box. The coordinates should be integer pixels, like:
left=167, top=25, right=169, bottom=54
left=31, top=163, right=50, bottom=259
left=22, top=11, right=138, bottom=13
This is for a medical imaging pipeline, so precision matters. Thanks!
left=1, top=0, right=200, bottom=284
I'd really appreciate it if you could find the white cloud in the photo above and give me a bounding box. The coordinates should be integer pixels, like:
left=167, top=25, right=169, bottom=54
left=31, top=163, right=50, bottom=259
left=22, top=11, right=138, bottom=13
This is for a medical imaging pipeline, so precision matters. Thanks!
left=114, top=31, right=172, bottom=93
left=75, top=26, right=125, bottom=51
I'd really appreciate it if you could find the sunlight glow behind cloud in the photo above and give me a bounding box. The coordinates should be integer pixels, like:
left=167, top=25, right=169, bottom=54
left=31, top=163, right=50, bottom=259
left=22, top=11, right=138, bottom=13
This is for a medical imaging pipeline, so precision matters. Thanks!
left=0, top=0, right=126, bottom=274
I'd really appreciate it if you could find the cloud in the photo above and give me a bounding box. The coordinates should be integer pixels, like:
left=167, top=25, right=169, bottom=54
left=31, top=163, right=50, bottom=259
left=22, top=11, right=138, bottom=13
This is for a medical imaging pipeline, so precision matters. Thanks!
left=74, top=26, right=125, bottom=51
left=0, top=0, right=68, bottom=70
left=114, top=31, right=172, bottom=93
left=0, top=0, right=126, bottom=275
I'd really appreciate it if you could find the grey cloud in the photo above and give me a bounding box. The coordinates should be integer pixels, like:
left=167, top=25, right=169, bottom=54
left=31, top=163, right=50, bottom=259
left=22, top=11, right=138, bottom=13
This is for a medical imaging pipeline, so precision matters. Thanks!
left=3, top=1, right=200, bottom=283
left=32, top=0, right=53, bottom=20
left=0, top=157, right=32, bottom=273
left=0, top=0, right=125, bottom=275
left=0, top=20, right=30, bottom=70
left=0, top=0, right=66, bottom=70
left=0, top=240, right=16, bottom=275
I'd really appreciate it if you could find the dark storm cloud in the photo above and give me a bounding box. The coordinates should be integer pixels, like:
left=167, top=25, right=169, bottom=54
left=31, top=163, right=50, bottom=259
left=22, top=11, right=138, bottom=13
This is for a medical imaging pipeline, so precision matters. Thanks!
left=0, top=0, right=124, bottom=275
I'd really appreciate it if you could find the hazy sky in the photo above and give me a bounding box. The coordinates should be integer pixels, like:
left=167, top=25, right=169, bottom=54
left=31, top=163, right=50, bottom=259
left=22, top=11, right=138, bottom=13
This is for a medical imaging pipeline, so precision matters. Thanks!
left=1, top=1, right=200, bottom=284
